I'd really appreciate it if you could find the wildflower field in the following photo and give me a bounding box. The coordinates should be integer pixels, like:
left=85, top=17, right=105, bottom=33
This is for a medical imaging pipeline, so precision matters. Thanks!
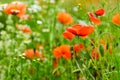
left=0, top=0, right=120, bottom=80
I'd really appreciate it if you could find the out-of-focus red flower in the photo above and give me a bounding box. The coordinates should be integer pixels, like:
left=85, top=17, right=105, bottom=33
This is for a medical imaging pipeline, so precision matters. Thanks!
left=74, top=43, right=84, bottom=53
left=88, top=12, right=101, bottom=25
left=53, top=45, right=71, bottom=69
left=16, top=24, right=32, bottom=34
left=25, top=49, right=34, bottom=59
left=57, top=12, right=73, bottom=24
left=34, top=50, right=43, bottom=58
left=24, top=49, right=43, bottom=59
left=112, top=13, right=120, bottom=25
left=63, top=30, right=75, bottom=40
left=34, top=50, right=40, bottom=57
left=22, top=27, right=32, bottom=34
left=60, top=45, right=71, bottom=60
left=92, top=48, right=99, bottom=60
left=95, top=8, right=105, bottom=16
left=4, top=2, right=27, bottom=18
left=53, top=45, right=71, bottom=60
left=53, top=47, right=62, bottom=59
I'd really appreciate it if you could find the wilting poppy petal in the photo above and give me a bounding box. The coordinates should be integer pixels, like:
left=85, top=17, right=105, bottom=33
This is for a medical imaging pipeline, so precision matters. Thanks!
left=57, top=12, right=73, bottom=24
left=112, top=13, right=120, bottom=25
left=95, top=8, right=105, bottom=16
left=60, top=45, right=71, bottom=60
left=88, top=12, right=101, bottom=25
left=25, top=49, right=34, bottom=59
left=53, top=47, right=62, bottom=59
left=63, top=31, right=75, bottom=40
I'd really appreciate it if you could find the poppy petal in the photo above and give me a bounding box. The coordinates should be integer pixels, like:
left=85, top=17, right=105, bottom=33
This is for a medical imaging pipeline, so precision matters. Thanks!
left=57, top=12, right=73, bottom=24
left=63, top=31, right=75, bottom=40
left=60, top=45, right=71, bottom=60
left=95, top=8, right=105, bottom=16
left=53, top=47, right=62, bottom=59
left=112, top=13, right=120, bottom=25
left=25, top=49, right=34, bottom=59
left=88, top=12, right=101, bottom=25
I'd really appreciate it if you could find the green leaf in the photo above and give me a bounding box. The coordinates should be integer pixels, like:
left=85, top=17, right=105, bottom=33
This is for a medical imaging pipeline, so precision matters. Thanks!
left=99, top=45, right=104, bottom=57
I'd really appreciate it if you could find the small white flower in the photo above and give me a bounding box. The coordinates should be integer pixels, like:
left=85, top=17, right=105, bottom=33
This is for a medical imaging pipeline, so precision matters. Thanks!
left=42, top=28, right=49, bottom=32
left=23, top=39, right=31, bottom=44
left=73, top=7, right=78, bottom=12
left=37, top=20, right=42, bottom=25
left=28, top=4, right=41, bottom=13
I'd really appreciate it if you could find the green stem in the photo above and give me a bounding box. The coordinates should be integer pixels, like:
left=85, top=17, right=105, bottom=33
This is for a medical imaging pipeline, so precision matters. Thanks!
left=20, top=59, right=23, bottom=80
left=83, top=64, right=95, bottom=80
left=74, top=58, right=84, bottom=76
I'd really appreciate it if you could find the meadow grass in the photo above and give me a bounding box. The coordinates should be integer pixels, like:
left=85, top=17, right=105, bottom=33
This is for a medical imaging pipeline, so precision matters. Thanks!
left=0, top=0, right=120, bottom=80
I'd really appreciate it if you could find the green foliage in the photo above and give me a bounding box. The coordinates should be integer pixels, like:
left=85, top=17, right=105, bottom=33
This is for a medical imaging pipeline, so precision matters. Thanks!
left=0, top=0, right=120, bottom=80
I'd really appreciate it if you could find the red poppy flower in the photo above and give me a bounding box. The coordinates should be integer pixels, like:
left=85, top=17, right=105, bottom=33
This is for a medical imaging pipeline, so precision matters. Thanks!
left=77, top=25, right=94, bottom=37
left=112, top=13, right=120, bottom=25
left=66, top=27, right=78, bottom=35
left=57, top=12, right=73, bottom=24
left=92, top=48, right=99, bottom=60
left=60, top=45, right=71, bottom=60
left=68, top=24, right=94, bottom=37
left=34, top=50, right=41, bottom=57
left=95, top=8, right=105, bottom=16
left=22, top=27, right=32, bottom=34
left=53, top=45, right=71, bottom=60
left=74, top=43, right=84, bottom=52
left=53, top=47, right=62, bottom=59
left=63, top=24, right=94, bottom=40
left=25, top=49, right=43, bottom=59
left=4, top=2, right=27, bottom=18
left=67, top=24, right=83, bottom=35
left=88, top=12, right=101, bottom=25
left=63, top=30, right=75, bottom=40
left=25, top=49, right=34, bottom=59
